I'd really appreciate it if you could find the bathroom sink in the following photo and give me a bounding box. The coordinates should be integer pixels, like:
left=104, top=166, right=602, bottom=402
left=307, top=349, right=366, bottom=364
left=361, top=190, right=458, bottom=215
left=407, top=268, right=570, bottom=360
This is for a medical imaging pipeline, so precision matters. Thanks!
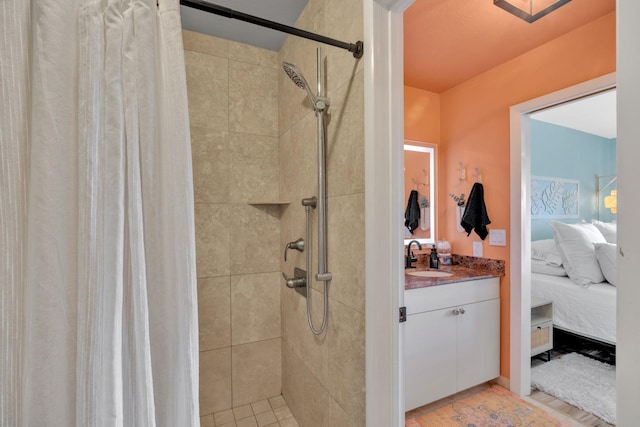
left=407, top=270, right=454, bottom=278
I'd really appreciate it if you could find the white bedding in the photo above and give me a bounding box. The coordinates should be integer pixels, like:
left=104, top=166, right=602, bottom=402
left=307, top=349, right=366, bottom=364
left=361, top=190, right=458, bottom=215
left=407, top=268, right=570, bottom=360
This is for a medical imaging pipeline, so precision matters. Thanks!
left=531, top=273, right=616, bottom=344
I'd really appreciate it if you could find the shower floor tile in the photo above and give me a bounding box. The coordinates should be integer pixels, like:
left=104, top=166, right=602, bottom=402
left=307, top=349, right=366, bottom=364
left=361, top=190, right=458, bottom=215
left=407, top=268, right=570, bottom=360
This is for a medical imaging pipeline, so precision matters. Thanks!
left=203, top=394, right=299, bottom=427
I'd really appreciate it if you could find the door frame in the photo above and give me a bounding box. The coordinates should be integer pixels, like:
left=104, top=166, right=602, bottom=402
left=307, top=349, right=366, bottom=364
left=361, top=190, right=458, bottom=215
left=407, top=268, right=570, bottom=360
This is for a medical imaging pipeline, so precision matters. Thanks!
left=508, top=72, right=617, bottom=396
left=364, top=0, right=414, bottom=426
left=367, top=0, right=640, bottom=422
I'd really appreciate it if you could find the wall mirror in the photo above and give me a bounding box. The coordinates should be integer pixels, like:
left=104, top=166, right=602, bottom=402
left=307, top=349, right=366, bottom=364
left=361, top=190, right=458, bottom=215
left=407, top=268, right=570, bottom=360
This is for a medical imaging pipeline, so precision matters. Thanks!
left=404, top=142, right=435, bottom=245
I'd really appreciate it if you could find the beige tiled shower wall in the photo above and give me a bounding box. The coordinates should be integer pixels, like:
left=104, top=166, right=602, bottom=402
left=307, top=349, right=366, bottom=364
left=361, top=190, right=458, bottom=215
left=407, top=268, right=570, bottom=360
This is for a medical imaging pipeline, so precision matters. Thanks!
left=183, top=30, right=283, bottom=418
left=278, top=0, right=365, bottom=426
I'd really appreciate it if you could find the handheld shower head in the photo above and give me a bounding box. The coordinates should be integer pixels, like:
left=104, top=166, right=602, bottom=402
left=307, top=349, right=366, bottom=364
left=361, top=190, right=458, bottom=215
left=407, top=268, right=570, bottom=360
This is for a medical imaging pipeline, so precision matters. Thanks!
left=282, top=61, right=328, bottom=111
left=282, top=62, right=309, bottom=90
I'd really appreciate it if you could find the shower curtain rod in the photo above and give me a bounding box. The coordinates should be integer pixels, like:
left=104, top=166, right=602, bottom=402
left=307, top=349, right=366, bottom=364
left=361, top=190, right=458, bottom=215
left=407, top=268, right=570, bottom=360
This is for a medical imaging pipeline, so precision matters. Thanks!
left=179, top=0, right=364, bottom=58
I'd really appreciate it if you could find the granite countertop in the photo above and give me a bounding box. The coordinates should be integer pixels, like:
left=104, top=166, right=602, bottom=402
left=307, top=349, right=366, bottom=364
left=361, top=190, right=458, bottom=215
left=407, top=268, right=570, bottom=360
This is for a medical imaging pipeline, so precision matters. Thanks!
left=404, top=254, right=504, bottom=290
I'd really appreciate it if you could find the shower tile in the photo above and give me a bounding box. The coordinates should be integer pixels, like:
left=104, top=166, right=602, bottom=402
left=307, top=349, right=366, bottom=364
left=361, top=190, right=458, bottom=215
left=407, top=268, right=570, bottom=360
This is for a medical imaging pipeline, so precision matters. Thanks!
left=195, top=203, right=230, bottom=278
left=200, top=414, right=214, bottom=427
left=236, top=417, right=258, bottom=427
left=229, top=40, right=278, bottom=69
left=327, top=397, right=359, bottom=427
left=326, top=300, right=365, bottom=425
left=232, top=338, right=282, bottom=407
left=323, top=0, right=364, bottom=93
left=185, top=51, right=228, bottom=132
left=200, top=347, right=232, bottom=415
left=279, top=418, right=300, bottom=427
left=273, top=405, right=292, bottom=421
left=251, top=399, right=272, bottom=415
left=268, top=395, right=287, bottom=409
left=255, top=410, right=277, bottom=426
left=277, top=129, right=297, bottom=202
left=182, top=29, right=228, bottom=58
left=229, top=133, right=279, bottom=204
left=229, top=61, right=278, bottom=137
left=214, top=409, right=235, bottom=425
left=191, top=127, right=229, bottom=204
left=282, top=340, right=329, bottom=427
left=233, top=404, right=253, bottom=420
left=198, top=277, right=231, bottom=351
left=281, top=342, right=303, bottom=417
left=286, top=285, right=328, bottom=385
left=286, top=112, right=317, bottom=200
left=325, top=72, right=364, bottom=197
left=228, top=204, right=279, bottom=275
left=279, top=282, right=304, bottom=338
left=326, top=194, right=365, bottom=314
left=298, top=359, right=330, bottom=427
left=231, top=272, right=281, bottom=345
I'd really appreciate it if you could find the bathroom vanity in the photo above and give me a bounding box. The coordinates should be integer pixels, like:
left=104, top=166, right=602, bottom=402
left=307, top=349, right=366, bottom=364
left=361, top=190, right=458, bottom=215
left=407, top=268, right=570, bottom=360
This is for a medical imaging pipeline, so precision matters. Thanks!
left=404, top=266, right=500, bottom=411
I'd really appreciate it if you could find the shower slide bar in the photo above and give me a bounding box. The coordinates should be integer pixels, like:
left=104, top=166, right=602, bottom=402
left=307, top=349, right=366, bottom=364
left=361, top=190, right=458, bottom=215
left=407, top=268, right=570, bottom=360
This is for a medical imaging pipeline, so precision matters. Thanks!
left=179, top=0, right=364, bottom=58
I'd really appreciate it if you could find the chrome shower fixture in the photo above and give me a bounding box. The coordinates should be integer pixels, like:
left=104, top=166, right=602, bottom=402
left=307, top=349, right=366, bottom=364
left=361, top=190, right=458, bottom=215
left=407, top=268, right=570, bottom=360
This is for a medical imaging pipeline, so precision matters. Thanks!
left=281, top=49, right=331, bottom=335
left=282, top=62, right=330, bottom=112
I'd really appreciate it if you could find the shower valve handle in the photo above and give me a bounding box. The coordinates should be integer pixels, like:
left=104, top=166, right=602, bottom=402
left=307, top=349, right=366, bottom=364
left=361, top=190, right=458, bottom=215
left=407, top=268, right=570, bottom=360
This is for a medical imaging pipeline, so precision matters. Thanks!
left=282, top=272, right=306, bottom=288
left=284, top=238, right=305, bottom=262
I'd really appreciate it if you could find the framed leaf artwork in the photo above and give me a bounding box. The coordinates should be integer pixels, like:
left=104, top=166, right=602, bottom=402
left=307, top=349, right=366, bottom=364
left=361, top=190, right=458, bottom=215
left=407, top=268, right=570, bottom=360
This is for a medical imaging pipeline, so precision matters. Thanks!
left=531, top=176, right=580, bottom=218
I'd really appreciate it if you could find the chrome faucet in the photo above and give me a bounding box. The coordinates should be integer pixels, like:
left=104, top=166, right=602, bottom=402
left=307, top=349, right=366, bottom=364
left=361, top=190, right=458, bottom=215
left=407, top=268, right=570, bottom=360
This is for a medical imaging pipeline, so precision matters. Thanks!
left=405, top=240, right=422, bottom=269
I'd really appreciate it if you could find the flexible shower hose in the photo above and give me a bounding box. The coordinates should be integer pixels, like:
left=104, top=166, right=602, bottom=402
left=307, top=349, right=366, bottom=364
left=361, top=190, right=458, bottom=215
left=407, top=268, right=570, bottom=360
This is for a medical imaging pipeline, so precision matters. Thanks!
left=305, top=204, right=328, bottom=335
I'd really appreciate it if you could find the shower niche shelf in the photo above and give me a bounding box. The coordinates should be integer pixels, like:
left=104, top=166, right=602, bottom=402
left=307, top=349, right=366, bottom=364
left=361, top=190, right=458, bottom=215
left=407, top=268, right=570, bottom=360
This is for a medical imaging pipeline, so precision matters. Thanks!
left=247, top=201, right=290, bottom=206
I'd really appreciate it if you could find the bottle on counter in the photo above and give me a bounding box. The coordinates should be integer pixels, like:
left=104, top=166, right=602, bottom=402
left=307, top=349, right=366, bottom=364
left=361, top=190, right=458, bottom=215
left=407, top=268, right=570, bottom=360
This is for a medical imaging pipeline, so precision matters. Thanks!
left=437, top=239, right=452, bottom=265
left=429, top=244, right=439, bottom=269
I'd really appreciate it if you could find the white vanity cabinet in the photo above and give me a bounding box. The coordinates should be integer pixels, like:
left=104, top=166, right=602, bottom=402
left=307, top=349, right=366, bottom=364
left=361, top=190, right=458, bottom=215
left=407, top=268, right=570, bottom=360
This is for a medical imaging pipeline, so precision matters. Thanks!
left=404, top=277, right=500, bottom=411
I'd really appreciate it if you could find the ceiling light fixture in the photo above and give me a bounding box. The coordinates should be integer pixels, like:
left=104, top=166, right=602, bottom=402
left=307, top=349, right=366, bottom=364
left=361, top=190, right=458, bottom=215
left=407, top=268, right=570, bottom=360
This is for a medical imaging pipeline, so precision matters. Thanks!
left=494, top=0, right=572, bottom=23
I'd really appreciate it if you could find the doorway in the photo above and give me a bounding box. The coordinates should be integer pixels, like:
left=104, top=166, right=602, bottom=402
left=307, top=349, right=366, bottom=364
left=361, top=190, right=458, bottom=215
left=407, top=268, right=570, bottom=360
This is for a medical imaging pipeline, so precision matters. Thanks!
left=508, top=72, right=616, bottom=397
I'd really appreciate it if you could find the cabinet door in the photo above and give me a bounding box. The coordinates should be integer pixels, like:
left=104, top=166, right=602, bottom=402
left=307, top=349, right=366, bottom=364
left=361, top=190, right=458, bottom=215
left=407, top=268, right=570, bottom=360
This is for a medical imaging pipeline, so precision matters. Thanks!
left=456, top=298, right=500, bottom=393
left=404, top=308, right=457, bottom=411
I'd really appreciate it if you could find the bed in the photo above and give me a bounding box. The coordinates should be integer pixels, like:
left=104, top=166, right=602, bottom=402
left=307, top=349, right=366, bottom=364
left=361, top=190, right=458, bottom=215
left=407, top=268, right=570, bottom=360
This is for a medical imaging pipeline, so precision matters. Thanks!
left=530, top=220, right=617, bottom=345
left=531, top=272, right=616, bottom=345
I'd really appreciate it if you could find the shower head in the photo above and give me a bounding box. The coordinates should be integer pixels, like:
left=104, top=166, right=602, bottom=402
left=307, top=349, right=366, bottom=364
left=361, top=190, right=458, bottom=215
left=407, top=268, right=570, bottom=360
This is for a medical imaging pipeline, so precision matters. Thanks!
left=282, top=61, right=327, bottom=111
left=282, top=62, right=309, bottom=90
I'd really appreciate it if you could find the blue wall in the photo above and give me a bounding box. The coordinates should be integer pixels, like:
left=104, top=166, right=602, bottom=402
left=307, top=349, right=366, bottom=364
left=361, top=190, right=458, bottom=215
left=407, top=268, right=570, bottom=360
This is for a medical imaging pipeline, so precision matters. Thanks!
left=530, top=120, right=616, bottom=240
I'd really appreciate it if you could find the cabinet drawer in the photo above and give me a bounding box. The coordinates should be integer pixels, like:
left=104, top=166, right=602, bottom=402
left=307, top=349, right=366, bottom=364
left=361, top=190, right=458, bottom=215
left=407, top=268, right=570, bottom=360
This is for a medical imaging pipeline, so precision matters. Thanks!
left=405, top=277, right=499, bottom=315
left=531, top=320, right=553, bottom=356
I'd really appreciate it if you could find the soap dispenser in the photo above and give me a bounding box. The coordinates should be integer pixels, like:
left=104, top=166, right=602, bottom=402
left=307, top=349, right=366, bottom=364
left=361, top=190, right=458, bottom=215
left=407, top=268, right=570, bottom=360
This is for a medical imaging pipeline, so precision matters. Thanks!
left=429, top=244, right=439, bottom=269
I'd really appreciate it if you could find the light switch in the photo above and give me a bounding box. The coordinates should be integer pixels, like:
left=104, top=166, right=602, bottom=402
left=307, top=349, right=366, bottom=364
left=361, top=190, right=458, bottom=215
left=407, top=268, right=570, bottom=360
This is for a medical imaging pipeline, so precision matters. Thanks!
left=489, top=229, right=507, bottom=246
left=472, top=241, right=483, bottom=257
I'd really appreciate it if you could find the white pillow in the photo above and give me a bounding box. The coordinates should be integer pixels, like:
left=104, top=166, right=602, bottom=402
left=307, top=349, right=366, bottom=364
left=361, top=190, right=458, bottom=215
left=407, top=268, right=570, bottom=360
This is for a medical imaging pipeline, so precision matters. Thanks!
left=592, top=220, right=617, bottom=244
left=550, top=221, right=606, bottom=286
left=531, top=239, right=563, bottom=266
left=531, top=259, right=567, bottom=276
left=594, top=242, right=616, bottom=286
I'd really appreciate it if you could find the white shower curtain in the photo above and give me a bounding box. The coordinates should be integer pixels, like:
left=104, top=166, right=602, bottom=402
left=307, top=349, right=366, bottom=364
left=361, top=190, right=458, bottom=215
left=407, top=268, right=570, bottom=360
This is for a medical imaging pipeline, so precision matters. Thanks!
left=1, top=0, right=199, bottom=426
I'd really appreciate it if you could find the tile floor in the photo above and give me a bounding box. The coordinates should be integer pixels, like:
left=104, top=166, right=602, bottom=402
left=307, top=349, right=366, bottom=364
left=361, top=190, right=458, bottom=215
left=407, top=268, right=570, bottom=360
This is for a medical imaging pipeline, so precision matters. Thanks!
left=200, top=395, right=299, bottom=427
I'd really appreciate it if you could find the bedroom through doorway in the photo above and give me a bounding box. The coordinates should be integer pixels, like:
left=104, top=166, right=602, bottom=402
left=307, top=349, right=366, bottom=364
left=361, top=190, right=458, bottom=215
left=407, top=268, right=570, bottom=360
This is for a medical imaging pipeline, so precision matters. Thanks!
left=524, top=87, right=617, bottom=426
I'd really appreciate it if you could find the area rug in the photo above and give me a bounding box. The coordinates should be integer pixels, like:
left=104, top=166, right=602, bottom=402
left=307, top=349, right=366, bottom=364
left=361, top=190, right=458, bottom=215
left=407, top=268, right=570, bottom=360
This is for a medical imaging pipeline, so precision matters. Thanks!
left=406, top=385, right=570, bottom=427
left=530, top=352, right=616, bottom=425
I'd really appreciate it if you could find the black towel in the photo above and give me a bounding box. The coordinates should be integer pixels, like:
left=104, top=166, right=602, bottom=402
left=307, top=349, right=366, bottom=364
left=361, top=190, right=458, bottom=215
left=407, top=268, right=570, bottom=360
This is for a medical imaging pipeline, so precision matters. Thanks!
left=461, top=182, right=491, bottom=240
left=404, top=190, right=421, bottom=234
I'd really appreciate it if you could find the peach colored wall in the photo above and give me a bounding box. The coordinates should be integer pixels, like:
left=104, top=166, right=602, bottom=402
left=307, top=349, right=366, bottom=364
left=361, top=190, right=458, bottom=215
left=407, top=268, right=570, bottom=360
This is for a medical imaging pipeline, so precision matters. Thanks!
left=405, top=11, right=615, bottom=380
left=441, top=12, right=615, bottom=379
left=404, top=87, right=441, bottom=240
left=405, top=86, right=440, bottom=144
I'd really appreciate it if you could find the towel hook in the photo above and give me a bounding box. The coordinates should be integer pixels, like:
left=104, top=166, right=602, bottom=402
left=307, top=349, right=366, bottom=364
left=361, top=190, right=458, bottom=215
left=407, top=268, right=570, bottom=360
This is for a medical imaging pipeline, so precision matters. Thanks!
left=475, top=167, right=482, bottom=183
